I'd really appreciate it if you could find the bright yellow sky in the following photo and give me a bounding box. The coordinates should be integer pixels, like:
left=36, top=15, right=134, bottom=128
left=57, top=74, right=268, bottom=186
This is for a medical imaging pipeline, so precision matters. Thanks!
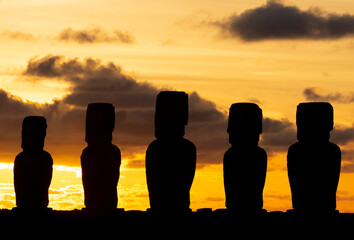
left=1, top=0, right=354, bottom=212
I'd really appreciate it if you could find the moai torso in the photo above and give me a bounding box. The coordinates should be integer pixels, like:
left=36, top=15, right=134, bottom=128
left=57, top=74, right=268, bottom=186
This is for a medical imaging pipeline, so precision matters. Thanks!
left=14, top=116, right=53, bottom=209
left=81, top=144, right=121, bottom=210
left=146, top=91, right=196, bottom=212
left=223, top=103, right=267, bottom=214
left=287, top=102, right=341, bottom=214
left=146, top=138, right=196, bottom=210
left=81, top=103, right=121, bottom=212
left=224, top=145, right=267, bottom=212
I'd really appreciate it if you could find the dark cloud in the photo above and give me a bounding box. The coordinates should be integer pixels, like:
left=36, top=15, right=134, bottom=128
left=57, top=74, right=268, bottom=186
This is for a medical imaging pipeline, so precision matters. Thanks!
left=11, top=55, right=354, bottom=169
left=215, top=0, right=354, bottom=41
left=331, top=127, right=354, bottom=146
left=57, top=27, right=135, bottom=44
left=261, top=117, right=297, bottom=153
left=18, top=55, right=229, bottom=166
left=17, top=55, right=301, bottom=167
left=303, top=87, right=354, bottom=103
left=0, top=89, right=49, bottom=156
left=24, top=55, right=159, bottom=109
left=186, top=93, right=228, bottom=165
left=0, top=90, right=38, bottom=117
left=24, top=55, right=64, bottom=78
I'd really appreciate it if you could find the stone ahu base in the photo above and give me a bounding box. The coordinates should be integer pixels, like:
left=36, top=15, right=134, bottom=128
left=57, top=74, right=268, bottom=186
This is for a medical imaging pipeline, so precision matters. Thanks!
left=1, top=208, right=352, bottom=218
left=0, top=208, right=352, bottom=237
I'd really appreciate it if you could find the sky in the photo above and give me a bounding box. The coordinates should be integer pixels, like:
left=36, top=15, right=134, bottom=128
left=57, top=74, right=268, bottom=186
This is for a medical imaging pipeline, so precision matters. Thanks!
left=1, top=0, right=354, bottom=212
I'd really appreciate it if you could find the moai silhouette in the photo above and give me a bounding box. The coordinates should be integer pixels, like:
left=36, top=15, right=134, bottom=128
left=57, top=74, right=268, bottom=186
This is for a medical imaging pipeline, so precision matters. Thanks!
left=287, top=102, right=341, bottom=215
left=223, top=103, right=267, bottom=215
left=14, top=116, right=53, bottom=210
left=146, top=91, right=196, bottom=214
left=81, top=103, right=121, bottom=213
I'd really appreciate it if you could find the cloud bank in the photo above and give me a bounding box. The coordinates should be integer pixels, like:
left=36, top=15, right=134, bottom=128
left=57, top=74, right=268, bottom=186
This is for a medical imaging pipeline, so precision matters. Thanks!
left=303, top=87, right=354, bottom=103
left=3, top=55, right=228, bottom=166
left=2, top=55, right=354, bottom=170
left=215, top=0, right=354, bottom=41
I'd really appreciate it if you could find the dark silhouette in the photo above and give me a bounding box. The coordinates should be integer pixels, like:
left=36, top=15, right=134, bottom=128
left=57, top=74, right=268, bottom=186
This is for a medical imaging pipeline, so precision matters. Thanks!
left=14, top=116, right=53, bottom=210
left=81, top=103, right=121, bottom=213
left=146, top=91, right=196, bottom=214
left=223, top=103, right=267, bottom=215
left=287, top=102, right=341, bottom=215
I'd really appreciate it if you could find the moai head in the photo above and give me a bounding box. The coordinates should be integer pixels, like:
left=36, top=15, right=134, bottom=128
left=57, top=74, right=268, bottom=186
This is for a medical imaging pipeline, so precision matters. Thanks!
left=154, top=91, right=188, bottom=139
left=296, top=102, right=333, bottom=142
left=85, top=103, right=115, bottom=145
left=227, top=103, right=262, bottom=146
left=21, top=116, right=47, bottom=152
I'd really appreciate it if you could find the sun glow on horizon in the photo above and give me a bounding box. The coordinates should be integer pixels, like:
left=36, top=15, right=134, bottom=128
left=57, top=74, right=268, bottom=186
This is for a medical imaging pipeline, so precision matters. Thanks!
left=1, top=0, right=354, bottom=213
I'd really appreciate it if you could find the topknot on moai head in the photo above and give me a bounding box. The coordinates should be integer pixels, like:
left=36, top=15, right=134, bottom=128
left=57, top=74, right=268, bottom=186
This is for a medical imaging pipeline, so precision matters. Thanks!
left=227, top=103, right=262, bottom=134
left=21, top=116, right=47, bottom=151
left=227, top=103, right=263, bottom=145
left=85, top=103, right=115, bottom=145
left=296, top=102, right=334, bottom=141
left=154, top=91, right=188, bottom=139
left=155, top=91, right=188, bottom=126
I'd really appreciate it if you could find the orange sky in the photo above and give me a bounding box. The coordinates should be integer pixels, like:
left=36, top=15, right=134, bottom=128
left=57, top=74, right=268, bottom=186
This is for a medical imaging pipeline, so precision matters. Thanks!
left=1, top=0, right=354, bottom=212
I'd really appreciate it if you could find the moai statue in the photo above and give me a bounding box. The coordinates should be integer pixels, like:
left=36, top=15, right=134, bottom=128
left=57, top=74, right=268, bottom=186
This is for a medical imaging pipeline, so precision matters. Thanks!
left=14, top=116, right=53, bottom=210
left=223, top=103, right=267, bottom=215
left=146, top=91, right=196, bottom=214
left=81, top=103, right=121, bottom=213
left=287, top=102, right=341, bottom=215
